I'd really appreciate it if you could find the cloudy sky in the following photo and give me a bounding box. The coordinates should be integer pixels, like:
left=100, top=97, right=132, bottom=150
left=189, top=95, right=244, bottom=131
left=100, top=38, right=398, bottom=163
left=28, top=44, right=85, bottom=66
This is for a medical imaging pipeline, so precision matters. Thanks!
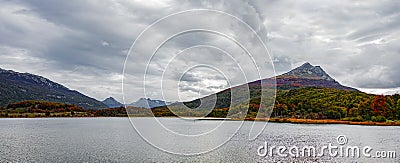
left=0, top=0, right=399, bottom=103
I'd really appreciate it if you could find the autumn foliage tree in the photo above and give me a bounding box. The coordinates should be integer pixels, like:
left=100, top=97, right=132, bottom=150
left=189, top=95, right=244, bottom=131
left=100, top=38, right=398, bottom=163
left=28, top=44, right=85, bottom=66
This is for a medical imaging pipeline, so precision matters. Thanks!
left=5, top=100, right=86, bottom=116
left=371, top=95, right=386, bottom=117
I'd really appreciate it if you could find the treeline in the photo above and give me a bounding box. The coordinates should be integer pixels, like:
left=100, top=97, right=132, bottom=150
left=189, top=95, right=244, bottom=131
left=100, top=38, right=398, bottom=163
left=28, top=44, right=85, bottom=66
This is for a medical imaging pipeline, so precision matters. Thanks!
left=0, top=100, right=129, bottom=118
left=6, top=100, right=86, bottom=112
left=270, top=88, right=400, bottom=122
left=150, top=87, right=400, bottom=122
left=93, top=107, right=127, bottom=117
left=3, top=88, right=400, bottom=122
left=0, top=100, right=91, bottom=117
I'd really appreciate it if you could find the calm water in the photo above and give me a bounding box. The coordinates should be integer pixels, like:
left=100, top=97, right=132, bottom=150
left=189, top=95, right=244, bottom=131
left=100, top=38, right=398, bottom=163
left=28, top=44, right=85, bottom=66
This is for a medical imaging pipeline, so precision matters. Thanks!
left=0, top=118, right=399, bottom=162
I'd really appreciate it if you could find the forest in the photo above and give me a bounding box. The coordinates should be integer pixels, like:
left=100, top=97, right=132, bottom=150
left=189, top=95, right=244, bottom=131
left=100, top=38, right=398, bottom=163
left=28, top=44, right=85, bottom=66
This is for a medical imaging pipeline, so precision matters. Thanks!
left=2, top=88, right=400, bottom=124
left=0, top=100, right=127, bottom=117
left=0, top=100, right=91, bottom=117
left=150, top=87, right=400, bottom=123
left=270, top=88, right=400, bottom=122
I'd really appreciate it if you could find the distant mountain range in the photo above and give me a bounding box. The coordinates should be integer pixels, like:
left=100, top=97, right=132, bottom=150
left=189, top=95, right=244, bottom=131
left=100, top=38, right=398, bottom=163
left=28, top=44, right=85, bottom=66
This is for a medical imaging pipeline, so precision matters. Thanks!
left=101, top=97, right=170, bottom=108
left=0, top=68, right=107, bottom=109
left=128, top=98, right=169, bottom=108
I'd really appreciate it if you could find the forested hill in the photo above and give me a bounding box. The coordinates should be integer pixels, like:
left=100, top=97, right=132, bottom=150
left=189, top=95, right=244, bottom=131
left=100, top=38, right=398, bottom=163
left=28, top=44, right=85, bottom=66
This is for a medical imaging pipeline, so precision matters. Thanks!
left=0, top=68, right=107, bottom=109
left=273, top=88, right=400, bottom=121
left=151, top=63, right=400, bottom=122
left=151, top=87, right=400, bottom=122
left=161, top=62, right=359, bottom=112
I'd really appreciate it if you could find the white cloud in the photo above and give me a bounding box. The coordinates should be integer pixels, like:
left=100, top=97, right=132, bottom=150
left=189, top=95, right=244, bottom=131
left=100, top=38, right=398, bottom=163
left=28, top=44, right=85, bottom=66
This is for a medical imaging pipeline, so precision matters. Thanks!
left=358, top=87, right=400, bottom=95
left=0, top=0, right=399, bottom=102
left=101, top=40, right=110, bottom=47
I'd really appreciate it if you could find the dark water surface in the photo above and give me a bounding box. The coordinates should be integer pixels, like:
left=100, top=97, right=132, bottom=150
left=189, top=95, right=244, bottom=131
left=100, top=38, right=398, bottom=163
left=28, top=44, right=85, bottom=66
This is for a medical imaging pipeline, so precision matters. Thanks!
left=0, top=118, right=398, bottom=162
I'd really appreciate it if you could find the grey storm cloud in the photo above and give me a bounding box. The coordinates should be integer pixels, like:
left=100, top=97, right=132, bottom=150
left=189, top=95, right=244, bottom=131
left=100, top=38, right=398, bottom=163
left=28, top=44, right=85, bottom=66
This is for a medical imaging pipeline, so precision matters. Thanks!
left=0, top=0, right=399, bottom=102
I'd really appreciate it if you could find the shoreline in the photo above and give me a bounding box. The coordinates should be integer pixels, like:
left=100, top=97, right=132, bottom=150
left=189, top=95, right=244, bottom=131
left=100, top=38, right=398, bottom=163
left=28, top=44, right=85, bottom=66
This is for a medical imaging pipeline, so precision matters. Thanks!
left=246, top=118, right=400, bottom=126
left=1, top=116, right=400, bottom=126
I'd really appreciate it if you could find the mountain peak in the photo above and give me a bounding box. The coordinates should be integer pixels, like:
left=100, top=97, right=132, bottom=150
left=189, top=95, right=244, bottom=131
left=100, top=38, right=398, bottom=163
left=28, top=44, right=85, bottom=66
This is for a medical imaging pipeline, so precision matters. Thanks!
left=279, top=62, right=335, bottom=81
left=300, top=62, right=313, bottom=69
left=102, top=97, right=123, bottom=108
left=104, top=97, right=117, bottom=101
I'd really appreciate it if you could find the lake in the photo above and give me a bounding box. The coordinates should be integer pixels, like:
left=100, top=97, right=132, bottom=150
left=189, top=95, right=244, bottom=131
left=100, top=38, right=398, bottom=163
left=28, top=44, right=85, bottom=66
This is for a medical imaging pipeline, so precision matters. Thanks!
left=0, top=118, right=399, bottom=162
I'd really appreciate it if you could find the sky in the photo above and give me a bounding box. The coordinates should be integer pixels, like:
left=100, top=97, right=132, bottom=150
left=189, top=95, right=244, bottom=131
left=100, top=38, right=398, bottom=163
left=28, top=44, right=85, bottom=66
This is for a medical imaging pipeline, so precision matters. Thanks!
left=0, top=0, right=399, bottom=103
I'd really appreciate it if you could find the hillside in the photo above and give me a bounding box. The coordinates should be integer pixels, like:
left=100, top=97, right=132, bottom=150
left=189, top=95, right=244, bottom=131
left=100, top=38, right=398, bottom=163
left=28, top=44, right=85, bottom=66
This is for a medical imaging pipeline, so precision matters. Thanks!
left=151, top=87, right=400, bottom=121
left=150, top=63, right=400, bottom=121
left=0, top=68, right=107, bottom=109
left=159, top=62, right=359, bottom=111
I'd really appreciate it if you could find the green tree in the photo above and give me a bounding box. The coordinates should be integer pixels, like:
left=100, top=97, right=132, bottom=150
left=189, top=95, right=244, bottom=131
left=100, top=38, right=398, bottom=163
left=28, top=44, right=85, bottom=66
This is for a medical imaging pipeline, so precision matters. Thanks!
left=371, top=115, right=386, bottom=122
left=45, top=110, right=51, bottom=117
left=349, top=107, right=360, bottom=117
left=358, top=100, right=371, bottom=120
left=385, top=96, right=395, bottom=119
left=396, top=99, right=400, bottom=120
left=326, top=109, right=341, bottom=119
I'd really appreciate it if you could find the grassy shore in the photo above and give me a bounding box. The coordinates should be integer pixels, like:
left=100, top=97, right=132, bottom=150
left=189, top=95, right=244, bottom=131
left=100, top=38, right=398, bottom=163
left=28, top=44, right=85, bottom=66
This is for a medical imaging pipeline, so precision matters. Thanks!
left=245, top=117, right=400, bottom=126
left=2, top=113, right=400, bottom=126
left=0, top=112, right=93, bottom=118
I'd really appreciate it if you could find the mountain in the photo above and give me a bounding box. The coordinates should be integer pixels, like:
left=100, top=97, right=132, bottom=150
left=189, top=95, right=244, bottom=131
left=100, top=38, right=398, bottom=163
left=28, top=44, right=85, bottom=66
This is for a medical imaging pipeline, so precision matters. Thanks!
left=268, top=62, right=358, bottom=91
left=279, top=62, right=334, bottom=81
left=160, top=62, right=359, bottom=112
left=129, top=98, right=168, bottom=108
left=102, top=97, right=123, bottom=108
left=0, top=68, right=107, bottom=109
left=148, top=63, right=400, bottom=122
